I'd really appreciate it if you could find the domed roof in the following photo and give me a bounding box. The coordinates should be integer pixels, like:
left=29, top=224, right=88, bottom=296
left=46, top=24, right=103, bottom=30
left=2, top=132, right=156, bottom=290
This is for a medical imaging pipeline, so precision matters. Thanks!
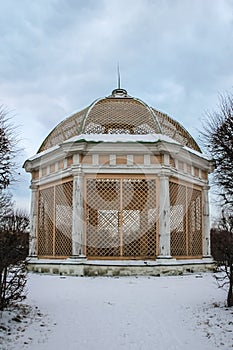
left=38, top=88, right=201, bottom=153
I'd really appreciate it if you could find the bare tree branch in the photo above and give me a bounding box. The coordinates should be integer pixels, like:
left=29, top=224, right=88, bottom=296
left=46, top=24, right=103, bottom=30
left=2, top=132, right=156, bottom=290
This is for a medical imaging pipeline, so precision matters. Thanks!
left=0, top=106, right=29, bottom=311
left=202, top=91, right=233, bottom=307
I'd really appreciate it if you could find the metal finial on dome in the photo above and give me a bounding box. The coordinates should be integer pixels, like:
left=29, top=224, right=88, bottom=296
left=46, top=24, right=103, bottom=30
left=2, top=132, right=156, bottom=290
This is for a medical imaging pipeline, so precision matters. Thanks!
left=111, top=62, right=128, bottom=97
left=117, top=62, right=121, bottom=89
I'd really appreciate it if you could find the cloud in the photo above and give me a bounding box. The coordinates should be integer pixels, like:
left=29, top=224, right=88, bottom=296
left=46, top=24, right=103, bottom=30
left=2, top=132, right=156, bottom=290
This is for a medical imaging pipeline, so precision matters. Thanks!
left=0, top=0, right=232, bottom=209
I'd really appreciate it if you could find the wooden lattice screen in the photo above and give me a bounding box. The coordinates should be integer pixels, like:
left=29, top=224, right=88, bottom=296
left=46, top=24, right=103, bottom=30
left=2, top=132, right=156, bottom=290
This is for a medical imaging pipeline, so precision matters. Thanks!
left=85, top=177, right=157, bottom=259
left=84, top=99, right=160, bottom=135
left=37, top=180, right=73, bottom=257
left=169, top=181, right=202, bottom=257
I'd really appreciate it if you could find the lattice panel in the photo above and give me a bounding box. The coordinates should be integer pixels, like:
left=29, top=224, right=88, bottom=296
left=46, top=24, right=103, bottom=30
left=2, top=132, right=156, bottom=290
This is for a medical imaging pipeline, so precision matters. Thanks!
left=122, top=179, right=156, bottom=257
left=170, top=182, right=203, bottom=257
left=122, top=209, right=141, bottom=256
left=55, top=182, right=73, bottom=256
left=170, top=182, right=187, bottom=256
left=187, top=188, right=202, bottom=256
left=83, top=99, right=161, bottom=135
left=86, top=179, right=121, bottom=256
left=85, top=177, right=157, bottom=258
left=154, top=109, right=200, bottom=152
left=86, top=210, right=120, bottom=256
left=38, top=187, right=54, bottom=256
left=38, top=89, right=201, bottom=154
left=38, top=92, right=201, bottom=154
left=86, top=178, right=121, bottom=210
left=37, top=181, right=73, bottom=257
left=39, top=108, right=88, bottom=152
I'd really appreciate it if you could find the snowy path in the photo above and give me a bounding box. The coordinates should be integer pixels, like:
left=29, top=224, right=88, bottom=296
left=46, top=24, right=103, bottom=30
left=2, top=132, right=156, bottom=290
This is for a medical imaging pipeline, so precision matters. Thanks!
left=1, top=273, right=232, bottom=350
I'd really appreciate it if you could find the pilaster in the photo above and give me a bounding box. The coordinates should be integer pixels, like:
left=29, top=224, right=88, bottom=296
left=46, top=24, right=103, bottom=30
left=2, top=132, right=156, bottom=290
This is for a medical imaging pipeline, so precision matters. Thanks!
left=71, top=166, right=85, bottom=257
left=157, top=175, right=172, bottom=259
left=202, top=185, right=211, bottom=258
left=29, top=184, right=38, bottom=257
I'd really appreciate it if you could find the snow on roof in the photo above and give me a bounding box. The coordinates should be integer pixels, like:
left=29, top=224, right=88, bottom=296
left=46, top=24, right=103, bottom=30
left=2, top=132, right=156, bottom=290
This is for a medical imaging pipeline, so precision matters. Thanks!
left=27, top=133, right=207, bottom=162
left=183, top=146, right=209, bottom=160
left=63, top=133, right=180, bottom=145
left=27, top=145, right=60, bottom=161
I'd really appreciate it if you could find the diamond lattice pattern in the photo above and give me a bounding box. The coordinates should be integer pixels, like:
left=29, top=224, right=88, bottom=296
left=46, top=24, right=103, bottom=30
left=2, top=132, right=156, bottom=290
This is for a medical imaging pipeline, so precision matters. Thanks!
left=170, top=181, right=202, bottom=257
left=86, top=179, right=121, bottom=256
left=85, top=177, right=157, bottom=258
left=38, top=187, right=54, bottom=256
left=37, top=181, right=73, bottom=257
left=84, top=99, right=161, bottom=135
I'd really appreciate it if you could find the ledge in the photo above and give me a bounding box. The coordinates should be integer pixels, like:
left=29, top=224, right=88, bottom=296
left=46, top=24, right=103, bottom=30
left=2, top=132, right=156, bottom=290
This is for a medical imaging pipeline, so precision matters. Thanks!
left=27, top=257, right=215, bottom=277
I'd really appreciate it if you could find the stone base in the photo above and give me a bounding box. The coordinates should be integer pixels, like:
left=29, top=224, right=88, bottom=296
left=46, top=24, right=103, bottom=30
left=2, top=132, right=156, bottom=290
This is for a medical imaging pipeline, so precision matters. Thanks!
left=202, top=255, right=213, bottom=261
left=27, top=257, right=215, bottom=277
left=156, top=255, right=176, bottom=263
left=67, top=255, right=87, bottom=261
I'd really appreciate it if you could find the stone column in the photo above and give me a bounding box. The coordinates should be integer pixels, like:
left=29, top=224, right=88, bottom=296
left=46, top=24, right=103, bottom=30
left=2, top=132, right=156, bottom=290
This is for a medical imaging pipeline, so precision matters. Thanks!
left=202, top=185, right=211, bottom=258
left=29, top=184, right=38, bottom=257
left=71, top=167, right=85, bottom=258
left=157, top=175, right=172, bottom=259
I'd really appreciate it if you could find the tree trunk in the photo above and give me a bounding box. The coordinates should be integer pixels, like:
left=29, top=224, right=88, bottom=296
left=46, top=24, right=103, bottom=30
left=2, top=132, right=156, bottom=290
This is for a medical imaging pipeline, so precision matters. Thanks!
left=0, top=270, right=2, bottom=310
left=227, top=265, right=233, bottom=307
left=0, top=267, right=7, bottom=311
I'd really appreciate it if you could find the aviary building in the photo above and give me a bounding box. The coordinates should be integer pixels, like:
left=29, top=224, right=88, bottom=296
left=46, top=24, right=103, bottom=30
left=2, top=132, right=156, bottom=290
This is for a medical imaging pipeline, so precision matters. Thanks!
left=24, top=87, right=213, bottom=275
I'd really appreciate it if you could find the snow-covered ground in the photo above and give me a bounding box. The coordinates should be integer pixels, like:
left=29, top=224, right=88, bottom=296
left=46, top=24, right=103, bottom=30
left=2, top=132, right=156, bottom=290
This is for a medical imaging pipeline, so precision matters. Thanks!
left=0, top=272, right=232, bottom=350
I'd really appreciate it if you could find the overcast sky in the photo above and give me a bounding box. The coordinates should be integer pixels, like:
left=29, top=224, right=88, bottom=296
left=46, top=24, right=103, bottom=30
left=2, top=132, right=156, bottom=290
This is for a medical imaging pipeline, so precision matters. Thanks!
left=0, top=0, right=232, bottom=211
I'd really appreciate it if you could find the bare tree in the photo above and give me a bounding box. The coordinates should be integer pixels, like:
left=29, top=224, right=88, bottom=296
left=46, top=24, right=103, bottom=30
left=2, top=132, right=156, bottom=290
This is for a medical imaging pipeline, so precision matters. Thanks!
left=216, top=209, right=233, bottom=233
left=211, top=224, right=233, bottom=307
left=201, top=92, right=233, bottom=207
left=0, top=106, right=29, bottom=311
left=202, top=92, right=233, bottom=306
left=0, top=210, right=29, bottom=311
left=0, top=106, right=17, bottom=190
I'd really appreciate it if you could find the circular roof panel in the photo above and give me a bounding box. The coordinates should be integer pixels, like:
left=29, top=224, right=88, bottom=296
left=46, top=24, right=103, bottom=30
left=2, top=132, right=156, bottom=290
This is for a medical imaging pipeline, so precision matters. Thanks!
left=38, top=88, right=201, bottom=153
